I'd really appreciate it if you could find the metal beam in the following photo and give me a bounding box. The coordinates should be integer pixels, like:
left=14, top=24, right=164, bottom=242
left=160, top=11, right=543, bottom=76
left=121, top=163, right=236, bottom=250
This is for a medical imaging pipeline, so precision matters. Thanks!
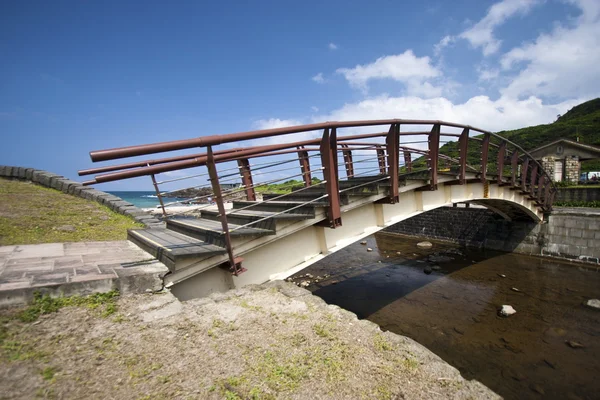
left=237, top=158, right=256, bottom=201
left=480, top=132, right=490, bottom=183
left=386, top=124, right=399, bottom=203
left=497, top=141, right=506, bottom=185
left=206, top=146, right=244, bottom=275
left=320, top=128, right=342, bottom=228
left=428, top=124, right=440, bottom=190
left=297, top=146, right=312, bottom=187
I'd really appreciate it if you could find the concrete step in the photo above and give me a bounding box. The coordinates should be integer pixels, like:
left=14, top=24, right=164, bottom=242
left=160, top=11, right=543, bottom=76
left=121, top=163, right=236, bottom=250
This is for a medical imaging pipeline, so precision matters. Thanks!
left=128, top=228, right=226, bottom=270
left=232, top=200, right=319, bottom=216
left=262, top=192, right=351, bottom=204
left=166, top=216, right=275, bottom=247
left=200, top=209, right=313, bottom=229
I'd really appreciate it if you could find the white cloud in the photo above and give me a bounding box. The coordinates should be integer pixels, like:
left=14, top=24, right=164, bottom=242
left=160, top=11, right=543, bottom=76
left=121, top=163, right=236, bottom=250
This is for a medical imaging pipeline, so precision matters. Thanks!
left=460, top=0, right=541, bottom=56
left=434, top=35, right=455, bottom=56
left=250, top=118, right=318, bottom=147
left=315, top=94, right=583, bottom=134
left=500, top=0, right=600, bottom=99
left=311, top=106, right=319, bottom=112
left=311, top=73, right=325, bottom=84
left=328, top=43, right=338, bottom=50
left=254, top=118, right=303, bottom=130
left=477, top=67, right=500, bottom=82
left=336, top=50, right=441, bottom=94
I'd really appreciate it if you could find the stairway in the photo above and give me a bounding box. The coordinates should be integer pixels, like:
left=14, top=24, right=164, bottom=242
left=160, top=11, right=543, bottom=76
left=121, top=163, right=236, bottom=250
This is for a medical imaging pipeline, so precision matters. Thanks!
left=128, top=175, right=393, bottom=273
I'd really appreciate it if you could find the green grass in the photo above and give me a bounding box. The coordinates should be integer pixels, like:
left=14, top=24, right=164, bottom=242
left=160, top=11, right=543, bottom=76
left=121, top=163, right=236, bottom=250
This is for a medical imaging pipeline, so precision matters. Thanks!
left=0, top=178, right=144, bottom=245
left=18, top=290, right=120, bottom=323
left=254, top=178, right=322, bottom=195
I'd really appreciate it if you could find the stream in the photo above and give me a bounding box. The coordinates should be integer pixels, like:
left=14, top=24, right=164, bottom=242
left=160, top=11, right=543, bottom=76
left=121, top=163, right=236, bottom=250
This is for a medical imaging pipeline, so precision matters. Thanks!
left=290, top=232, right=600, bottom=400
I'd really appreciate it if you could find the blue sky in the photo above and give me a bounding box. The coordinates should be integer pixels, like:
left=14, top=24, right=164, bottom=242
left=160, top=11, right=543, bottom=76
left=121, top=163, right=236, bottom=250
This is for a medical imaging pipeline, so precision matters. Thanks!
left=1, top=0, right=599, bottom=190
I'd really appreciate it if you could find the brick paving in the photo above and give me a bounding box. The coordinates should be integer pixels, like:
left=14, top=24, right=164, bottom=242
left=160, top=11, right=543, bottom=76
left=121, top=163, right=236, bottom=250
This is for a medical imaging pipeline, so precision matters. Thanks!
left=0, top=241, right=169, bottom=306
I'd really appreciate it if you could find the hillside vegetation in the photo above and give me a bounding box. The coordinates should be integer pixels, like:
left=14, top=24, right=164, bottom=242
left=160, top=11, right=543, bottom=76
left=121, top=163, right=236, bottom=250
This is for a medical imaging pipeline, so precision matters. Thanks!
left=433, top=98, right=600, bottom=172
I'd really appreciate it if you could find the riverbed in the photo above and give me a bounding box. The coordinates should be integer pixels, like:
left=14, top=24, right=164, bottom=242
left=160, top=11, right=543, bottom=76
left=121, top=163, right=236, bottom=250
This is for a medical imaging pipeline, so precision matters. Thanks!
left=290, top=232, right=600, bottom=400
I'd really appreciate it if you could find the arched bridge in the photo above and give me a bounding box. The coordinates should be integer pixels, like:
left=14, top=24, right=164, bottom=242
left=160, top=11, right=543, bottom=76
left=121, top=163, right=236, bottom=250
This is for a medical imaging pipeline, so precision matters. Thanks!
left=79, top=120, right=556, bottom=299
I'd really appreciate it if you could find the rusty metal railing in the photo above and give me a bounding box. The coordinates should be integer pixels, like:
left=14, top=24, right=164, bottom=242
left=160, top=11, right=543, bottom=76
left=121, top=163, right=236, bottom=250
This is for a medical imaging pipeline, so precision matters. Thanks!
left=79, top=119, right=557, bottom=274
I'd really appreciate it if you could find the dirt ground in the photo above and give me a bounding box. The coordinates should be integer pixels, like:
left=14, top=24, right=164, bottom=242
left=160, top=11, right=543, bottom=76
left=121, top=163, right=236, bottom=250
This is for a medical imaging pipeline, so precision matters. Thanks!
left=0, top=281, right=499, bottom=400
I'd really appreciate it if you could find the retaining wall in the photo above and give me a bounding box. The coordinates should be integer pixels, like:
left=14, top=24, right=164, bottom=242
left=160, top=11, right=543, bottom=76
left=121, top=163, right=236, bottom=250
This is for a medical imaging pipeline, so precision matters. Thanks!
left=384, top=206, right=600, bottom=264
left=0, top=165, right=163, bottom=228
left=555, top=187, right=600, bottom=202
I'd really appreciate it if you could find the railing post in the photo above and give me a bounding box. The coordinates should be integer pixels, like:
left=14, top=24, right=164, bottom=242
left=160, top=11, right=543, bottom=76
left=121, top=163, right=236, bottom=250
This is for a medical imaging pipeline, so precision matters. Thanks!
left=403, top=151, right=412, bottom=172
left=521, top=158, right=530, bottom=192
left=341, top=144, right=354, bottom=178
left=376, top=146, right=387, bottom=175
left=297, top=146, right=312, bottom=187
left=497, top=141, right=506, bottom=185
left=529, top=163, right=538, bottom=198
left=386, top=123, right=399, bottom=203
left=428, top=124, right=440, bottom=190
left=544, top=179, right=552, bottom=209
left=207, top=145, right=244, bottom=275
left=511, top=150, right=519, bottom=186
left=237, top=158, right=256, bottom=201
left=320, top=128, right=342, bottom=228
left=458, top=128, right=469, bottom=184
left=150, top=173, right=167, bottom=218
left=537, top=175, right=546, bottom=203
left=480, top=132, right=490, bottom=183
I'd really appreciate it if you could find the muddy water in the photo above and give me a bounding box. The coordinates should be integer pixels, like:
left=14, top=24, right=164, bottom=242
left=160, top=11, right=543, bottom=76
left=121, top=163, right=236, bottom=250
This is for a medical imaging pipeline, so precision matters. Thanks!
left=290, top=232, right=600, bottom=400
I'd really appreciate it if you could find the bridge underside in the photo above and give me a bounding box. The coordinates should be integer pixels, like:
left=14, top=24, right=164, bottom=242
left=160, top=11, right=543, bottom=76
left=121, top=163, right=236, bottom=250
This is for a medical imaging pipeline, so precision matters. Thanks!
left=170, top=173, right=543, bottom=300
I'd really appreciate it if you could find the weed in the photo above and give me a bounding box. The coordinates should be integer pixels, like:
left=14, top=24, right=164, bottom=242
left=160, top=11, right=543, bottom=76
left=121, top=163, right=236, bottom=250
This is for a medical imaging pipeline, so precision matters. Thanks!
left=239, top=300, right=262, bottom=312
left=312, top=323, right=332, bottom=339
left=373, top=333, right=394, bottom=352
left=2, top=340, right=47, bottom=361
left=18, top=290, right=119, bottom=322
left=41, top=366, right=57, bottom=381
left=401, top=357, right=419, bottom=371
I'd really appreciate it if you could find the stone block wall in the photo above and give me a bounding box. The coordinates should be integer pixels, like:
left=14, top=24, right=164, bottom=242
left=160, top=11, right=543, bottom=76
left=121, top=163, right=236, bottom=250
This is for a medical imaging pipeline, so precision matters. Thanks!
left=384, top=206, right=600, bottom=264
left=555, top=187, right=600, bottom=202
left=541, top=156, right=555, bottom=181
left=0, top=165, right=163, bottom=229
left=565, top=155, right=580, bottom=183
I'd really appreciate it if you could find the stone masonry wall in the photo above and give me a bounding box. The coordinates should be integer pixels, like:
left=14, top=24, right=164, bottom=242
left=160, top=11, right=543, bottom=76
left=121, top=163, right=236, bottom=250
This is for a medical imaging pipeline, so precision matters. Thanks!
left=541, top=156, right=555, bottom=181
left=384, top=206, right=600, bottom=264
left=555, top=187, right=600, bottom=202
left=565, top=155, right=580, bottom=183
left=0, top=165, right=163, bottom=229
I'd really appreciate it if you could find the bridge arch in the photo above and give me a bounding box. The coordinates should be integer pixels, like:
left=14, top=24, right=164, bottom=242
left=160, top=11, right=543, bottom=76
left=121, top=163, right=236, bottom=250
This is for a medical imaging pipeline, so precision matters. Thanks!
left=78, top=119, right=555, bottom=299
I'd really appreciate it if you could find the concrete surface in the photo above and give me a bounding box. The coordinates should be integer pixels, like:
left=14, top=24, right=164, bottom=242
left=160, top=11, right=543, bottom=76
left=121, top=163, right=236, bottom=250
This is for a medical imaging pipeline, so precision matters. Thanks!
left=0, top=241, right=169, bottom=307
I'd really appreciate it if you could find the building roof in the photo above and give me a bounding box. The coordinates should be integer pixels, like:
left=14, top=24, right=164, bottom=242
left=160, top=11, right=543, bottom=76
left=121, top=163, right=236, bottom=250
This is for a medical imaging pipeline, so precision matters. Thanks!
left=529, top=139, right=600, bottom=160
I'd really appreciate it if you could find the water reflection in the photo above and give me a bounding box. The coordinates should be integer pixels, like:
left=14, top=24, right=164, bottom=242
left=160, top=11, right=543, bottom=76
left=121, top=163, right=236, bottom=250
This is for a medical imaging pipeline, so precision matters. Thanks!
left=291, top=232, right=600, bottom=400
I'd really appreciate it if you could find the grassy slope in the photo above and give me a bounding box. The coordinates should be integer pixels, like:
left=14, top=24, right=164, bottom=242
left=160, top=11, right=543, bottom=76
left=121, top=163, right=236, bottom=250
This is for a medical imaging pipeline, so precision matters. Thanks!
left=428, top=98, right=600, bottom=172
left=0, top=178, right=143, bottom=245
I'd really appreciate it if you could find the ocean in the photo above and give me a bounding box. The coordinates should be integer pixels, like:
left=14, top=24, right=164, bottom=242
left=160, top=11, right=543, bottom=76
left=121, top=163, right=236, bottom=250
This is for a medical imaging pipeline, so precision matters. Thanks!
left=107, top=191, right=189, bottom=209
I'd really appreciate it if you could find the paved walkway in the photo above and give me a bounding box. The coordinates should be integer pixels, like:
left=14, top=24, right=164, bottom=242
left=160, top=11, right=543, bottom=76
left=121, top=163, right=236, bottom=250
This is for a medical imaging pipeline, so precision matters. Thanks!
left=0, top=241, right=168, bottom=306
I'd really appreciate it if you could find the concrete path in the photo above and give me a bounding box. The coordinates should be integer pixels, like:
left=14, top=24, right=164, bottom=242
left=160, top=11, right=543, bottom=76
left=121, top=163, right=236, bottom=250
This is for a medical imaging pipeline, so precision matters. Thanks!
left=0, top=241, right=168, bottom=307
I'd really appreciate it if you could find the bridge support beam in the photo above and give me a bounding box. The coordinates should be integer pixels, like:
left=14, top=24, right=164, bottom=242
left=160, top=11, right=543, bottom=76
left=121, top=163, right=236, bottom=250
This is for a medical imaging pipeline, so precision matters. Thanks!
left=458, top=128, right=469, bottom=184
left=297, top=146, right=312, bottom=187
left=428, top=124, right=440, bottom=190
left=237, top=158, right=256, bottom=201
left=386, top=123, right=399, bottom=203
left=480, top=133, right=490, bottom=183
left=320, top=128, right=342, bottom=228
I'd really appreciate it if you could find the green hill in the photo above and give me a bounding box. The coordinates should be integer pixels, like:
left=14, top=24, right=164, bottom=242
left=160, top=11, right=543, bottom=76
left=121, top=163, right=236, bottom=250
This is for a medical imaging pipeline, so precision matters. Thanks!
left=425, top=98, right=600, bottom=173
